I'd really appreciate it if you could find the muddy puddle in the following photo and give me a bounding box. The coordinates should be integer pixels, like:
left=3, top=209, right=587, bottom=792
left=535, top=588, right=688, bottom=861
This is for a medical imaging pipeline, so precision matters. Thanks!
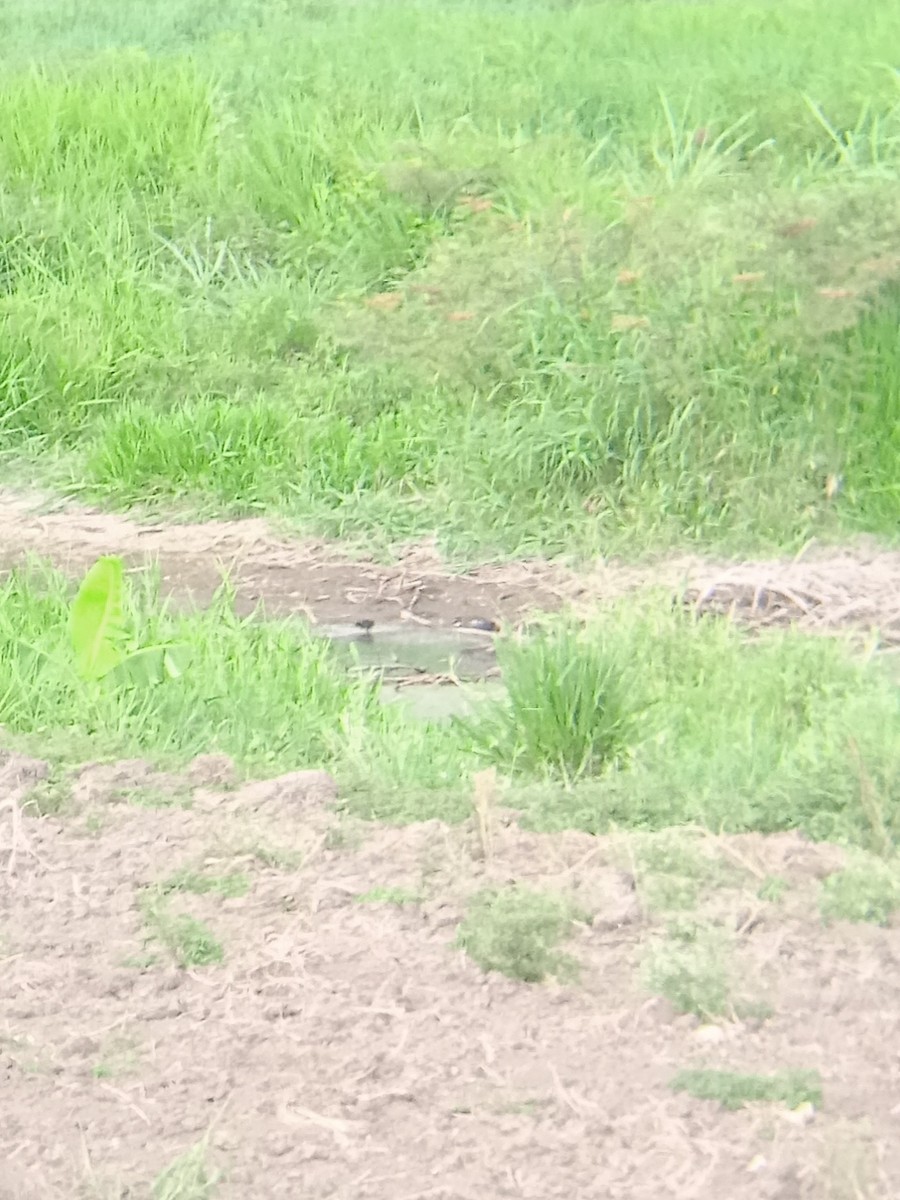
left=318, top=622, right=503, bottom=721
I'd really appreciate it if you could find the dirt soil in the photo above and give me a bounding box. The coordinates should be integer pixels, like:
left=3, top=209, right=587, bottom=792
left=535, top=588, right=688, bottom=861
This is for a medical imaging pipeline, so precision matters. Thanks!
left=1, top=751, right=898, bottom=1199
left=2, top=490, right=900, bottom=646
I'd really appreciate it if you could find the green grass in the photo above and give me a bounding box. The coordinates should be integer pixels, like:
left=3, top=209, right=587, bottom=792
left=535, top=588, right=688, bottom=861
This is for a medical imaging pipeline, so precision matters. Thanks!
left=158, top=867, right=250, bottom=900
left=643, top=920, right=731, bottom=1018
left=671, top=1068, right=823, bottom=1112
left=354, top=886, right=422, bottom=907
left=0, top=0, right=898, bottom=557
left=455, top=624, right=643, bottom=781
left=151, top=1143, right=218, bottom=1200
left=820, top=857, right=900, bottom=926
left=631, top=833, right=741, bottom=912
left=141, top=900, right=225, bottom=968
left=2, top=565, right=897, bottom=851
left=456, top=886, right=582, bottom=983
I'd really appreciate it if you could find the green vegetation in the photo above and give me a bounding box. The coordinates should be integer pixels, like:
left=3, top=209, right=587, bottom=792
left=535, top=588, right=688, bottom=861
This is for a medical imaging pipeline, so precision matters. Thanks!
left=3, top=564, right=898, bottom=851
left=632, top=834, right=740, bottom=912
left=354, top=886, right=422, bottom=907
left=158, top=867, right=250, bottom=900
left=0, top=562, right=385, bottom=770
left=141, top=899, right=225, bottom=968
left=1, top=0, right=897, bottom=879
left=455, top=624, right=643, bottom=781
left=671, top=1067, right=823, bottom=1112
left=0, top=0, right=898, bottom=557
left=151, top=1143, right=218, bottom=1200
left=758, top=876, right=789, bottom=903
left=456, top=886, right=582, bottom=982
left=820, top=857, right=900, bottom=926
left=644, top=921, right=731, bottom=1017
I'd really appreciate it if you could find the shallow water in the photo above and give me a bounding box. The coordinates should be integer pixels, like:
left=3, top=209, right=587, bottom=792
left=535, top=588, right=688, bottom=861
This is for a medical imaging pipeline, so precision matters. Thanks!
left=317, top=622, right=501, bottom=721
left=318, top=622, right=498, bottom=677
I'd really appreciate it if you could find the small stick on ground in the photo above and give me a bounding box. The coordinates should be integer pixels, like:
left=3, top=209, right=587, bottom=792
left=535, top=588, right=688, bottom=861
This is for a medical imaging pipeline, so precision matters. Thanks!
left=470, top=768, right=498, bottom=862
left=0, top=792, right=46, bottom=879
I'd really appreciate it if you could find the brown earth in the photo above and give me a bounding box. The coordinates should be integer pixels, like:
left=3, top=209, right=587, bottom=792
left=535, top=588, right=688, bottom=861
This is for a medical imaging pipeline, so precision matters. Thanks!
left=2, top=489, right=900, bottom=647
left=1, top=751, right=898, bottom=1199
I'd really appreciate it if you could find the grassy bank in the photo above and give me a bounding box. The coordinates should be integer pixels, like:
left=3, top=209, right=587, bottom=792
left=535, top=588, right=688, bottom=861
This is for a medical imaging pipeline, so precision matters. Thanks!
left=3, top=563, right=897, bottom=853
left=0, top=0, right=898, bottom=558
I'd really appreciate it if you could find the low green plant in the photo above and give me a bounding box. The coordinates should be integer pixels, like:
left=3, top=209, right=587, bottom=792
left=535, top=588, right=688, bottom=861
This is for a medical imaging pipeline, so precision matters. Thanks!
left=354, top=886, right=421, bottom=907
left=142, top=900, right=224, bottom=968
left=151, top=1142, right=218, bottom=1200
left=69, top=556, right=188, bottom=684
left=456, top=886, right=581, bottom=983
left=455, top=624, right=644, bottom=782
left=7, top=556, right=190, bottom=689
left=671, top=1068, right=822, bottom=1111
left=0, top=564, right=385, bottom=771
left=820, top=858, right=900, bottom=926
left=644, top=921, right=730, bottom=1018
left=758, top=876, right=789, bottom=903
left=158, top=868, right=250, bottom=900
left=633, top=833, right=740, bottom=912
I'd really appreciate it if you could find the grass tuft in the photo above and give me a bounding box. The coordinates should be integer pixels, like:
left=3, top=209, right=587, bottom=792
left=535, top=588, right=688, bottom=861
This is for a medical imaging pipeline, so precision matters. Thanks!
left=671, top=1067, right=823, bottom=1112
left=141, top=899, right=224, bottom=969
left=456, top=886, right=582, bottom=984
left=151, top=1142, right=218, bottom=1200
left=455, top=624, right=643, bottom=781
left=820, top=857, right=900, bottom=926
left=644, top=921, right=731, bottom=1019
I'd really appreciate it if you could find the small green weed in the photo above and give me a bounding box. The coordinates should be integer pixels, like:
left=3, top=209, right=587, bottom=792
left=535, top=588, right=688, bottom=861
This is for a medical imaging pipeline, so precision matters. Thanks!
left=20, top=771, right=71, bottom=816
left=820, top=858, right=900, bottom=926
left=632, top=833, right=740, bottom=912
left=456, top=886, right=582, bottom=983
left=455, top=624, right=644, bottom=782
left=644, top=921, right=730, bottom=1018
left=142, top=900, right=224, bottom=968
left=159, top=868, right=250, bottom=900
left=151, top=1142, right=218, bottom=1200
left=758, top=876, right=789, bottom=903
left=355, top=886, right=421, bottom=907
left=91, top=1037, right=139, bottom=1080
left=671, top=1068, right=823, bottom=1111
left=238, top=842, right=304, bottom=871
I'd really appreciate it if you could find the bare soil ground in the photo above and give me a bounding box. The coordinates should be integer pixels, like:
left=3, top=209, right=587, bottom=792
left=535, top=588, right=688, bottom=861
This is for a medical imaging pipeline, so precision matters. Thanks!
left=2, top=489, right=900, bottom=646
left=1, top=751, right=898, bottom=1199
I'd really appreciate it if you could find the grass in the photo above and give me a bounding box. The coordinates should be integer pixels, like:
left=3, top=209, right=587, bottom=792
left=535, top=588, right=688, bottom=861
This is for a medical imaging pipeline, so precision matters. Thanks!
left=158, top=867, right=250, bottom=899
left=455, top=624, right=643, bottom=781
left=820, top=856, right=900, bottom=926
left=151, top=1143, right=218, bottom=1200
left=354, top=886, right=422, bottom=907
left=644, top=921, right=731, bottom=1018
left=671, top=1067, right=823, bottom=1112
left=2, top=565, right=898, bottom=852
left=456, top=886, right=582, bottom=983
left=0, top=0, right=898, bottom=558
left=631, top=833, right=741, bottom=912
left=141, top=899, right=224, bottom=968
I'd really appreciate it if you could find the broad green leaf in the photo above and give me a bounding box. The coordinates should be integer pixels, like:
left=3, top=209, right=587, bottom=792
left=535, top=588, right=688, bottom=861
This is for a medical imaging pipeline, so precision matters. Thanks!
left=70, top=556, right=129, bottom=681
left=111, top=643, right=193, bottom=687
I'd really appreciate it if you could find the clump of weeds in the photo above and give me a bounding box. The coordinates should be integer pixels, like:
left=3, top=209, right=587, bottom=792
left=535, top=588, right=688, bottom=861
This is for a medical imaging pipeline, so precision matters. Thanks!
left=644, top=920, right=731, bottom=1018
left=141, top=897, right=224, bottom=968
left=456, top=885, right=583, bottom=983
left=820, top=856, right=900, bottom=926
left=455, top=622, right=645, bottom=782
left=671, top=1067, right=823, bottom=1111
